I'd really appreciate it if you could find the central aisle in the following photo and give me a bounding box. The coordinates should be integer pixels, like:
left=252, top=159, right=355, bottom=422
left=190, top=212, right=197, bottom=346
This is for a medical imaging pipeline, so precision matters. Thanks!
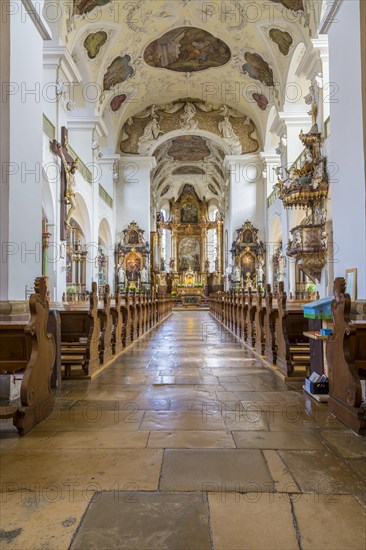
left=1, top=312, right=365, bottom=550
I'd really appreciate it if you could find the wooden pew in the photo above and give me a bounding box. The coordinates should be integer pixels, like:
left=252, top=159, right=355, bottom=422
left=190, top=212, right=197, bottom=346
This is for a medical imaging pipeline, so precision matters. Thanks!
left=246, top=288, right=256, bottom=347
left=130, top=289, right=138, bottom=342
left=0, top=277, right=55, bottom=435
left=327, top=277, right=366, bottom=435
left=121, top=289, right=132, bottom=347
left=111, top=291, right=123, bottom=355
left=264, top=284, right=277, bottom=365
left=59, top=282, right=100, bottom=379
left=275, top=282, right=310, bottom=378
left=98, top=284, right=113, bottom=364
left=254, top=286, right=265, bottom=356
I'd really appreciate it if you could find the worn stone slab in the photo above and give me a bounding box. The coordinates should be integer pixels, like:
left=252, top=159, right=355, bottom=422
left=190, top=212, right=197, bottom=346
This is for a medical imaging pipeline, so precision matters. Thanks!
left=71, top=492, right=210, bottom=550
left=209, top=492, right=299, bottom=549
left=160, top=449, right=272, bottom=491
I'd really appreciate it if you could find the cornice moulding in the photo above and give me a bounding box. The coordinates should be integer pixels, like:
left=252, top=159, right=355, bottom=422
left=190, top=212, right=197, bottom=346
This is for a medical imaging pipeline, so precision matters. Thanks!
left=319, top=0, right=342, bottom=34
left=21, top=0, right=52, bottom=40
left=43, top=46, right=82, bottom=84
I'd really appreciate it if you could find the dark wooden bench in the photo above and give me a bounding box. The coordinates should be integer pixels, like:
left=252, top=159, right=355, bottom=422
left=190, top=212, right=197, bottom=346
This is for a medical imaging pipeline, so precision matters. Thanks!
left=254, top=286, right=265, bottom=355
left=59, top=282, right=100, bottom=379
left=111, top=291, right=123, bottom=355
left=0, top=277, right=55, bottom=435
left=327, top=277, right=366, bottom=435
left=98, top=284, right=113, bottom=364
left=246, top=288, right=256, bottom=347
left=275, top=282, right=310, bottom=378
left=264, top=284, right=277, bottom=365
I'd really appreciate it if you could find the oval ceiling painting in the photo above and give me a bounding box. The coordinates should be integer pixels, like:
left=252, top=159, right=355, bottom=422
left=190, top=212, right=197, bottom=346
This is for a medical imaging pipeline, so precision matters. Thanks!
left=144, top=27, right=231, bottom=72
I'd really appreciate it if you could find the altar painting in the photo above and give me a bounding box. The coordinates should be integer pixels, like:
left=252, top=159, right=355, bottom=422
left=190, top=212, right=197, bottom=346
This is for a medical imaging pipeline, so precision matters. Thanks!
left=241, top=251, right=256, bottom=277
left=181, top=203, right=198, bottom=223
left=179, top=238, right=200, bottom=272
left=126, top=252, right=141, bottom=282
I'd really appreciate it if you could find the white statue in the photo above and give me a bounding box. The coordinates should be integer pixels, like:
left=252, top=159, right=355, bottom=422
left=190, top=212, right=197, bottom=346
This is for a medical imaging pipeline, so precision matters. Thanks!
left=218, top=105, right=242, bottom=154
left=138, top=105, right=163, bottom=154
left=233, top=265, right=241, bottom=283
left=180, top=102, right=198, bottom=130
left=140, top=266, right=149, bottom=284
left=257, top=258, right=264, bottom=284
left=118, top=265, right=126, bottom=284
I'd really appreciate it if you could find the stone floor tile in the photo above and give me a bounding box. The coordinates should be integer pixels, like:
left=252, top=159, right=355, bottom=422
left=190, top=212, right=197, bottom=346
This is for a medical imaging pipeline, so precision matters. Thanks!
left=160, top=449, right=272, bottom=491
left=279, top=449, right=366, bottom=494
left=31, top=410, right=143, bottom=432
left=262, top=450, right=300, bottom=493
left=140, top=411, right=226, bottom=431
left=70, top=492, right=210, bottom=550
left=209, top=492, right=299, bottom=549
left=318, top=429, right=366, bottom=458
left=7, top=430, right=149, bottom=450
left=0, top=491, right=90, bottom=550
left=293, top=494, right=366, bottom=549
left=147, top=430, right=235, bottom=448
left=1, top=449, right=163, bottom=491
left=233, top=430, right=324, bottom=450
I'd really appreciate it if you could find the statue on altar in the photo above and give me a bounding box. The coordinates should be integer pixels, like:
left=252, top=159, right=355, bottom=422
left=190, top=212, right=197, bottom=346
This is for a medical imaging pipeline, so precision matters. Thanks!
left=257, top=257, right=264, bottom=285
left=118, top=264, right=126, bottom=285
left=233, top=265, right=241, bottom=283
left=140, top=265, right=149, bottom=284
left=185, top=266, right=195, bottom=287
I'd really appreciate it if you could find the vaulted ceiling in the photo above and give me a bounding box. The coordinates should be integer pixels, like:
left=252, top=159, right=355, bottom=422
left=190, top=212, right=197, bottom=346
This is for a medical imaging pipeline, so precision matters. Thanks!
left=61, top=0, right=314, bottom=151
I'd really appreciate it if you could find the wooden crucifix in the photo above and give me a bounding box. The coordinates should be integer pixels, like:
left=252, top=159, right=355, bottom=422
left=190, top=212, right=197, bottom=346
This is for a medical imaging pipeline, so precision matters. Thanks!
left=51, top=127, right=78, bottom=241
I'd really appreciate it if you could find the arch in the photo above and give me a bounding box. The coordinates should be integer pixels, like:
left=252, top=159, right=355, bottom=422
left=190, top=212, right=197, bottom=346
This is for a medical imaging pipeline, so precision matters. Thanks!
left=283, top=42, right=310, bottom=108
left=264, top=106, right=280, bottom=152
left=98, top=217, right=113, bottom=252
left=73, top=192, right=92, bottom=245
left=268, top=214, right=282, bottom=245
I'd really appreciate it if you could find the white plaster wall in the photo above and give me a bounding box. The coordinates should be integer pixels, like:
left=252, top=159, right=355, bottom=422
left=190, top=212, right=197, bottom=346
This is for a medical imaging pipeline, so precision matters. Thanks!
left=226, top=155, right=266, bottom=247
left=327, top=0, right=366, bottom=298
left=116, top=157, right=155, bottom=241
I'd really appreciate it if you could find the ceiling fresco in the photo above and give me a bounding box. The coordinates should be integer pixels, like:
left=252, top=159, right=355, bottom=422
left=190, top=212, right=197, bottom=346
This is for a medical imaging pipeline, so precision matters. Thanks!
left=103, top=55, right=135, bottom=91
left=269, top=29, right=293, bottom=56
left=242, top=52, right=274, bottom=87
left=270, top=0, right=304, bottom=12
left=167, top=136, right=211, bottom=162
left=84, top=31, right=108, bottom=59
left=253, top=93, right=269, bottom=111
left=110, top=94, right=127, bottom=112
left=172, top=166, right=206, bottom=175
left=144, top=27, right=231, bottom=72
left=73, top=0, right=111, bottom=15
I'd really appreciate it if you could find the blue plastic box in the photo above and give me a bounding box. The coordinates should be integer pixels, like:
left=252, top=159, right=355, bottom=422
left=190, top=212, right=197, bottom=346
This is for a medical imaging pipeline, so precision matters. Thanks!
left=303, top=297, right=333, bottom=320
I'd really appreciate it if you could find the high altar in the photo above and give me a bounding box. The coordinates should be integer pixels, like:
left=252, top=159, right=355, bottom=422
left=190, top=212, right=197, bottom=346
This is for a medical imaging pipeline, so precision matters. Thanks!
left=154, top=184, right=223, bottom=296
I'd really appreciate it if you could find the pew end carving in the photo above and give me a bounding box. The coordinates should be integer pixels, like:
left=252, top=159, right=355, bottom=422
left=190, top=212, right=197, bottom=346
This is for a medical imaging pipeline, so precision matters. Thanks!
left=0, top=277, right=56, bottom=435
left=327, top=277, right=366, bottom=435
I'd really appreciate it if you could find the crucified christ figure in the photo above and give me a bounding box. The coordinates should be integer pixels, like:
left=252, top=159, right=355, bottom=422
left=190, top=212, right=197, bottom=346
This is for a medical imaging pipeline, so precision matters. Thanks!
left=58, top=144, right=78, bottom=227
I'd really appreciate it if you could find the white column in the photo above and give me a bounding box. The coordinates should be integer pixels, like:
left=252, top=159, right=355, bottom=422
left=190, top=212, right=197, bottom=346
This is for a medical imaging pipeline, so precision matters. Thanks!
left=260, top=152, right=281, bottom=198
left=98, top=154, right=119, bottom=290
left=1, top=5, right=51, bottom=305
left=67, top=118, right=107, bottom=288
left=278, top=112, right=312, bottom=166
left=312, top=36, right=330, bottom=125
left=117, top=156, right=156, bottom=239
